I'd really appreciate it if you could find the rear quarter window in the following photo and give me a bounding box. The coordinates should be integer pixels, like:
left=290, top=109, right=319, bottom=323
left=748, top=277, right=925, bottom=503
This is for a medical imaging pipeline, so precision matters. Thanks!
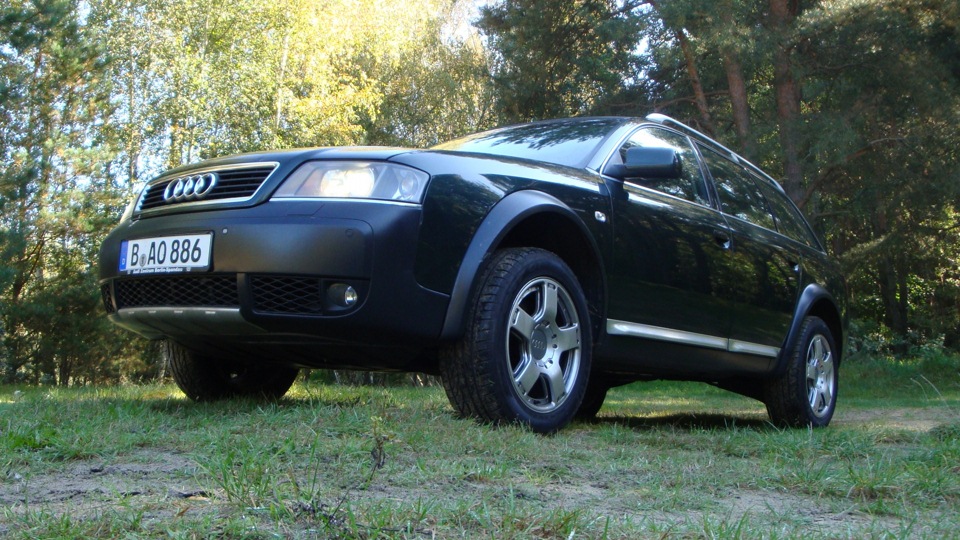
left=754, top=178, right=822, bottom=249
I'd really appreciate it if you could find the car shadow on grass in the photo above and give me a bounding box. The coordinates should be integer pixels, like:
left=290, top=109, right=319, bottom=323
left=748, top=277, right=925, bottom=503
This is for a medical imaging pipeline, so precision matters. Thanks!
left=585, top=413, right=772, bottom=431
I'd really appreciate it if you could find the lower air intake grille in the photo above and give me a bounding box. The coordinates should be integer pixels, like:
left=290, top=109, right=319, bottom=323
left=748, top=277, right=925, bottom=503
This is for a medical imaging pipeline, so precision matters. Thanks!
left=250, top=276, right=323, bottom=315
left=113, top=275, right=240, bottom=309
left=101, top=284, right=116, bottom=314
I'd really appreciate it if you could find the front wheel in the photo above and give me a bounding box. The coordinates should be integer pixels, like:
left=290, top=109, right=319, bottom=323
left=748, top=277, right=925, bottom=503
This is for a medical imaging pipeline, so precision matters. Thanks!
left=764, top=316, right=838, bottom=427
left=165, top=341, right=299, bottom=401
left=575, top=381, right=609, bottom=419
left=440, top=248, right=592, bottom=433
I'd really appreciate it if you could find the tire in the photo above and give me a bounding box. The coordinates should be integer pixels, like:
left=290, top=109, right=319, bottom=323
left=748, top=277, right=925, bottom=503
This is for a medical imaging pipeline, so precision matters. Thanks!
left=440, top=248, right=592, bottom=434
left=165, top=340, right=299, bottom=401
left=575, top=382, right=608, bottom=419
left=764, top=316, right=838, bottom=427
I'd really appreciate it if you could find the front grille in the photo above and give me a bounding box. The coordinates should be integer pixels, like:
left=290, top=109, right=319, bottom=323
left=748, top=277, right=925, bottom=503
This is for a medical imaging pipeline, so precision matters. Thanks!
left=138, top=164, right=277, bottom=212
left=251, top=276, right=323, bottom=315
left=112, top=275, right=240, bottom=309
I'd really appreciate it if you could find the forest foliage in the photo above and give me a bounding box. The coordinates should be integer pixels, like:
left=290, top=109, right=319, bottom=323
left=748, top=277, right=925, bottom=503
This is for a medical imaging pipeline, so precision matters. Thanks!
left=1, top=0, right=957, bottom=384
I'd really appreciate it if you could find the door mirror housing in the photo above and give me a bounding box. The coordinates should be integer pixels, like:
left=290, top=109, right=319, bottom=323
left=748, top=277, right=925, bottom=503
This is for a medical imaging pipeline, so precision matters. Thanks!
left=623, top=147, right=681, bottom=178
left=604, top=147, right=682, bottom=180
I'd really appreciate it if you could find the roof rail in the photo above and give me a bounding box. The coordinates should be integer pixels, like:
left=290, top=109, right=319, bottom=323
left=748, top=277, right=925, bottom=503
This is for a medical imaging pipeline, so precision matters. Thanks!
left=644, top=113, right=739, bottom=160
left=644, top=113, right=784, bottom=193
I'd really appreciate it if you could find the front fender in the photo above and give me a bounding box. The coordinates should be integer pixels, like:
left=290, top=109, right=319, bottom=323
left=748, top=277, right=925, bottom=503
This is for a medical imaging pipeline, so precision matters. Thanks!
left=438, top=190, right=598, bottom=340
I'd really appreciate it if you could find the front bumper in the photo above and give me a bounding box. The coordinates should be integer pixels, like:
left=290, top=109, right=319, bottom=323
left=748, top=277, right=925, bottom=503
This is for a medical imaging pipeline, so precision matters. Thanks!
left=98, top=200, right=450, bottom=353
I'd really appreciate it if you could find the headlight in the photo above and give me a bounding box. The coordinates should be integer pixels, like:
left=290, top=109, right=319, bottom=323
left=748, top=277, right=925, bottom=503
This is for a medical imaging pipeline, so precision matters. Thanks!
left=272, top=161, right=430, bottom=203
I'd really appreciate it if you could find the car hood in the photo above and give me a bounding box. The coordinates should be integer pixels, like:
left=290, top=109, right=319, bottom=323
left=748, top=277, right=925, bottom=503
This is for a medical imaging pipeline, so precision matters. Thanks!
left=159, top=146, right=420, bottom=177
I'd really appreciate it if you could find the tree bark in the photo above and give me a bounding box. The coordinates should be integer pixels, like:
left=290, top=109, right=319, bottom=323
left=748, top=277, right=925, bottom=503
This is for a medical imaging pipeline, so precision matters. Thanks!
left=676, top=29, right=715, bottom=135
left=723, top=49, right=754, bottom=159
left=719, top=9, right=754, bottom=159
left=878, top=254, right=910, bottom=353
left=767, top=0, right=805, bottom=207
left=645, top=0, right=714, bottom=135
left=872, top=195, right=911, bottom=344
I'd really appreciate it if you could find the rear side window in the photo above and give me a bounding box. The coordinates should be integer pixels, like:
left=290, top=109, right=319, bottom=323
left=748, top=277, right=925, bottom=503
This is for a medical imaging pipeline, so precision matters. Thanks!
left=700, top=146, right=776, bottom=230
left=754, top=179, right=821, bottom=249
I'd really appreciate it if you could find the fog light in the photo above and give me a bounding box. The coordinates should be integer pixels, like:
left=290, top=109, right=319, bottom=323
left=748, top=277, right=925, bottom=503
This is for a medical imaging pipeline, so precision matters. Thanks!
left=343, top=286, right=358, bottom=306
left=327, top=283, right=359, bottom=308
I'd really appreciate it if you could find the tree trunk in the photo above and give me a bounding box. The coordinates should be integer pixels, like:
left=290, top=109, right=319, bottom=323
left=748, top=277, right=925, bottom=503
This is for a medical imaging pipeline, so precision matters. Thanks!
left=676, top=29, right=715, bottom=135
left=276, top=31, right=290, bottom=135
left=126, top=52, right=140, bottom=184
left=723, top=49, right=754, bottom=159
left=646, top=0, right=714, bottom=135
left=872, top=196, right=910, bottom=346
left=878, top=255, right=910, bottom=354
left=878, top=257, right=907, bottom=336
left=767, top=0, right=805, bottom=207
left=719, top=9, right=754, bottom=159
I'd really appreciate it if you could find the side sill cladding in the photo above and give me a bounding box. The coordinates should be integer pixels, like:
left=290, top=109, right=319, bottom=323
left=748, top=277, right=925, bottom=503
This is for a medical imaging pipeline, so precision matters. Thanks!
left=438, top=190, right=598, bottom=340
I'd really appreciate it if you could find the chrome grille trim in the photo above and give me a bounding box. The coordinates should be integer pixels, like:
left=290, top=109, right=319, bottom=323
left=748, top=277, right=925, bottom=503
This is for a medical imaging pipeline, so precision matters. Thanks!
left=136, top=162, right=279, bottom=214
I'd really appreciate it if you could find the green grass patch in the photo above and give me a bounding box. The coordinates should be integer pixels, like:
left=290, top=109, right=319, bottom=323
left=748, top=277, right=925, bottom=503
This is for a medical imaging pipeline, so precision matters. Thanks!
left=1, top=354, right=958, bottom=538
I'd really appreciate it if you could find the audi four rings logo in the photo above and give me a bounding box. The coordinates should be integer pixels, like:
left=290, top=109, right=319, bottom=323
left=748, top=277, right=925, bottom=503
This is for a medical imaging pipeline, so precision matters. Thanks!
left=162, top=173, right=218, bottom=202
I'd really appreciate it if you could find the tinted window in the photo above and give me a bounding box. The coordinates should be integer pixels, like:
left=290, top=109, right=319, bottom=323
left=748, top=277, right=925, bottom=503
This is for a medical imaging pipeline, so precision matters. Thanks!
left=433, top=118, right=624, bottom=168
left=754, top=179, right=821, bottom=248
left=700, top=146, right=776, bottom=230
left=612, top=127, right=708, bottom=204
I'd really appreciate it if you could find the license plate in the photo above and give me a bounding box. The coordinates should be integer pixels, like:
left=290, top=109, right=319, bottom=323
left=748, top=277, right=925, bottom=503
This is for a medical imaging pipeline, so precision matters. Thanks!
left=119, top=233, right=213, bottom=274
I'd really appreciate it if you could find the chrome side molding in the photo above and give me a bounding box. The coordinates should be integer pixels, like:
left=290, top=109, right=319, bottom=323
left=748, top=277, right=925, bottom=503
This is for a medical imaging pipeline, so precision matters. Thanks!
left=607, top=319, right=780, bottom=358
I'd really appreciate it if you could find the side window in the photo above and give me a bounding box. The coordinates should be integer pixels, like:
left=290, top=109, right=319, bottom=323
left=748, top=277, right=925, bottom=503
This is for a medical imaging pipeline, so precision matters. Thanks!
left=614, top=127, right=708, bottom=205
left=754, top=179, right=821, bottom=248
left=700, top=146, right=776, bottom=230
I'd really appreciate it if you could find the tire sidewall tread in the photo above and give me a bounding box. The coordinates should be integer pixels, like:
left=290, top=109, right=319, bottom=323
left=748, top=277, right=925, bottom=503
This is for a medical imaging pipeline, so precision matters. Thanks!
left=764, top=316, right=838, bottom=428
left=440, top=247, right=592, bottom=433
left=165, top=341, right=298, bottom=401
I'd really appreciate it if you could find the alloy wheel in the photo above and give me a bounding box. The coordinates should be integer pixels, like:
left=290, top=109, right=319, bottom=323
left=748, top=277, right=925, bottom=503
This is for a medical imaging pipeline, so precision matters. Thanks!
left=506, top=277, right=582, bottom=413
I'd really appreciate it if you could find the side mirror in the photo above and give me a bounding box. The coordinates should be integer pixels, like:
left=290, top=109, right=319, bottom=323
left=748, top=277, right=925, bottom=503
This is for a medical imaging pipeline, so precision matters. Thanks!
left=624, top=147, right=681, bottom=177
left=603, top=147, right=682, bottom=180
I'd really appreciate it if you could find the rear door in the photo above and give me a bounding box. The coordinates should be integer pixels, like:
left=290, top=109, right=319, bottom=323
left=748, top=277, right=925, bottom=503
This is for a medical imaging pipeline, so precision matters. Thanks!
left=697, top=145, right=801, bottom=355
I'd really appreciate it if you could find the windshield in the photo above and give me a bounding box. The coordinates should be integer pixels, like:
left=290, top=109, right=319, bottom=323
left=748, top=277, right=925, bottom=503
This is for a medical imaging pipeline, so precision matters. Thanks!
left=433, top=118, right=627, bottom=168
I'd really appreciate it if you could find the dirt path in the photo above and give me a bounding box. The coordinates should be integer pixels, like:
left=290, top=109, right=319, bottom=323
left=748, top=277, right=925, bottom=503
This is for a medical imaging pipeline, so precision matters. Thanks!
left=833, top=406, right=954, bottom=432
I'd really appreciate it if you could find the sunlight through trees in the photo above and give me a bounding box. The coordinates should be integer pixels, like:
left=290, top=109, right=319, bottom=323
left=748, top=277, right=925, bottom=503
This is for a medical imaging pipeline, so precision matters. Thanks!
left=1, top=0, right=957, bottom=383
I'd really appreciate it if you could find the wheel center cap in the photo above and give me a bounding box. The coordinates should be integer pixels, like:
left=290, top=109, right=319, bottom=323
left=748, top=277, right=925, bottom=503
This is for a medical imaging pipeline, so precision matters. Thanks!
left=531, top=328, right=549, bottom=360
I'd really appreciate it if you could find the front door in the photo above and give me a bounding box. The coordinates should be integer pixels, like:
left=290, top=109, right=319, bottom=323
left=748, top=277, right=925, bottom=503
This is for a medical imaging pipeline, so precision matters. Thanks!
left=604, top=127, right=733, bottom=345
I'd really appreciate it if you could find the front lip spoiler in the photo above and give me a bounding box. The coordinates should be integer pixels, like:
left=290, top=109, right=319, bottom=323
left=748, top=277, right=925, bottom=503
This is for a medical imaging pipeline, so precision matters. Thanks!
left=110, top=307, right=266, bottom=339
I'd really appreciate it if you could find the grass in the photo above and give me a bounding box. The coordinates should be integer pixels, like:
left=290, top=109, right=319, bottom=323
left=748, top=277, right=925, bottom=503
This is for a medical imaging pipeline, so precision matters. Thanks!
left=0, top=354, right=958, bottom=539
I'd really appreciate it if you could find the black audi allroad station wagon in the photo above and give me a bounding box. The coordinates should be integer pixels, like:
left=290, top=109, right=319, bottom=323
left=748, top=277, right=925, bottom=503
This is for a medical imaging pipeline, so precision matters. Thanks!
left=99, top=114, right=846, bottom=433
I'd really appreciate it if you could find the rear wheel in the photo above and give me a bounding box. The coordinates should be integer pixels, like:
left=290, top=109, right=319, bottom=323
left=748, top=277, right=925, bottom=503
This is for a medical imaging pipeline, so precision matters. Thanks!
left=440, top=248, right=592, bottom=433
left=764, top=317, right=838, bottom=427
left=165, top=341, right=299, bottom=401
